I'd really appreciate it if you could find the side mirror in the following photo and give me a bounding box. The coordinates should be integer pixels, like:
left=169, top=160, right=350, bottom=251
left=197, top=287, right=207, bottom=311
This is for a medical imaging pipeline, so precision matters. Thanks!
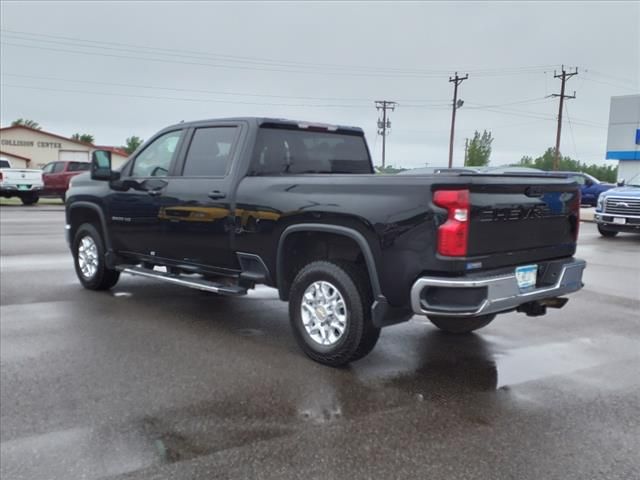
left=584, top=179, right=593, bottom=187
left=617, top=180, right=625, bottom=187
left=91, top=150, right=113, bottom=181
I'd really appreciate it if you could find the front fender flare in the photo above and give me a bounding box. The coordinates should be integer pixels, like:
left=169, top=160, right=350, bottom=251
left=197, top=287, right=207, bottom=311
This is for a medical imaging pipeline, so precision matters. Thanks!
left=67, top=201, right=112, bottom=251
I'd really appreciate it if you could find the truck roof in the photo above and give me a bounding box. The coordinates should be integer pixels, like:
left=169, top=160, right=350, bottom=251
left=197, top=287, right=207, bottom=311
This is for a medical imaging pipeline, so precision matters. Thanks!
left=163, top=117, right=364, bottom=134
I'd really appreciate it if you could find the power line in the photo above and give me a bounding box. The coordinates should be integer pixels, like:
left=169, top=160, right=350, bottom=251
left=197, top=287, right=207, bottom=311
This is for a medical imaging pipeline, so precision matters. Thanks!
left=1, top=40, right=559, bottom=80
left=448, top=72, right=468, bottom=168
left=564, top=103, right=580, bottom=161
left=0, top=29, right=455, bottom=74
left=2, top=81, right=605, bottom=128
left=586, top=69, right=637, bottom=86
left=2, top=41, right=431, bottom=78
left=0, top=83, right=379, bottom=108
left=1, top=72, right=453, bottom=106
left=551, top=65, right=578, bottom=170
left=466, top=105, right=605, bottom=128
left=581, top=77, right=638, bottom=92
left=375, top=101, right=397, bottom=168
left=1, top=71, right=454, bottom=105
left=0, top=28, right=560, bottom=78
left=0, top=72, right=390, bottom=104
left=465, top=97, right=553, bottom=109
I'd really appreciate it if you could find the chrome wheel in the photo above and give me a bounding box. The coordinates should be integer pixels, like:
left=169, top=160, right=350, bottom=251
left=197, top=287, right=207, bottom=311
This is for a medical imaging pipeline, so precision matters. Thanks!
left=301, top=281, right=348, bottom=346
left=77, top=235, right=99, bottom=279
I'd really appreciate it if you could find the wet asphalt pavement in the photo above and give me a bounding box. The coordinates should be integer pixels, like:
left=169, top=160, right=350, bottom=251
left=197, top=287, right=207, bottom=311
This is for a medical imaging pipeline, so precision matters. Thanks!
left=1, top=205, right=639, bottom=480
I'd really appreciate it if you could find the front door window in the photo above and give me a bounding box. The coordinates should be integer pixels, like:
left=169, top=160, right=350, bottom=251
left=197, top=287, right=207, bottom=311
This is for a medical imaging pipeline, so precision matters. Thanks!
left=131, top=130, right=182, bottom=177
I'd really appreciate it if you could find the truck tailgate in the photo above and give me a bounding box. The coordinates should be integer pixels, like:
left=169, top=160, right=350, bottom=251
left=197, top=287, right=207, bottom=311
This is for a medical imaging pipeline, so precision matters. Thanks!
left=1, top=169, right=43, bottom=186
left=427, top=174, right=580, bottom=269
left=467, top=178, right=580, bottom=256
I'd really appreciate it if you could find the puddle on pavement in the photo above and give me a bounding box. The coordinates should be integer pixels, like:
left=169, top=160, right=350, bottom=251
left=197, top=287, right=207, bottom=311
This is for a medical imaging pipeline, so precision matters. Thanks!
left=246, top=286, right=280, bottom=300
left=352, top=328, right=635, bottom=402
left=136, top=415, right=291, bottom=464
left=353, top=329, right=499, bottom=398
left=1, top=413, right=294, bottom=480
left=494, top=337, right=609, bottom=388
left=112, top=291, right=133, bottom=298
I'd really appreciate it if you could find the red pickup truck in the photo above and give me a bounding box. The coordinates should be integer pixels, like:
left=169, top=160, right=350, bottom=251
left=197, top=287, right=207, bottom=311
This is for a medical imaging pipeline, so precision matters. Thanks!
left=42, top=161, right=91, bottom=200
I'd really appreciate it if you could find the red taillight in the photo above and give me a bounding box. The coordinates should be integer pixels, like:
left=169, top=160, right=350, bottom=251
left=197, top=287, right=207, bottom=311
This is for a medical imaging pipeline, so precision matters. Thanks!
left=433, top=189, right=470, bottom=256
left=0, top=172, right=3, bottom=181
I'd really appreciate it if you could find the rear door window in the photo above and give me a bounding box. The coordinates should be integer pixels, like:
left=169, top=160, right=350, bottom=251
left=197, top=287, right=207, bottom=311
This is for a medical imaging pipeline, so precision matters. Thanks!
left=572, top=175, right=586, bottom=185
left=182, top=127, right=239, bottom=177
left=51, top=162, right=65, bottom=174
left=68, top=162, right=90, bottom=172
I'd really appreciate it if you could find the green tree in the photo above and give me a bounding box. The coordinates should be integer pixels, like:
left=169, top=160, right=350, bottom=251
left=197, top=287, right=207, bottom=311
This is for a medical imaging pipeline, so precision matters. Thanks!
left=122, top=136, right=144, bottom=154
left=71, top=133, right=95, bottom=144
left=465, top=130, right=493, bottom=167
left=517, top=147, right=618, bottom=183
left=519, top=155, right=534, bottom=167
left=11, top=118, right=41, bottom=130
left=375, top=165, right=407, bottom=174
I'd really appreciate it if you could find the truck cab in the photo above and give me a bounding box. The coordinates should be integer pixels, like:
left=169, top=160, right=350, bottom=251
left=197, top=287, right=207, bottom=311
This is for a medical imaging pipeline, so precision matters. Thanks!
left=556, top=171, right=614, bottom=207
left=42, top=160, right=91, bottom=200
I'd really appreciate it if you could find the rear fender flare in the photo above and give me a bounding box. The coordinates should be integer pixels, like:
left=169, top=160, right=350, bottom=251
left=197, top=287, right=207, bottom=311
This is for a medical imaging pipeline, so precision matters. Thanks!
left=276, top=223, right=382, bottom=298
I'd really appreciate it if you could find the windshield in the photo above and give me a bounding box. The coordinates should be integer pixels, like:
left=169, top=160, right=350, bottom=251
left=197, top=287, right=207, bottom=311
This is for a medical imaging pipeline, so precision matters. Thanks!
left=584, top=173, right=599, bottom=184
left=626, top=173, right=640, bottom=187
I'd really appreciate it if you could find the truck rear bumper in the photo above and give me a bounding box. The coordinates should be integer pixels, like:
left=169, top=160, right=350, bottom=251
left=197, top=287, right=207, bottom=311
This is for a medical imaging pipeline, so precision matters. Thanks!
left=410, top=258, right=586, bottom=317
left=0, top=185, right=43, bottom=192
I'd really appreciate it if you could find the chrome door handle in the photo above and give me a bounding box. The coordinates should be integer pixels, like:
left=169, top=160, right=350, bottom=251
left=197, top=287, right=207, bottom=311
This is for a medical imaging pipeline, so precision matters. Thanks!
left=208, top=190, right=226, bottom=200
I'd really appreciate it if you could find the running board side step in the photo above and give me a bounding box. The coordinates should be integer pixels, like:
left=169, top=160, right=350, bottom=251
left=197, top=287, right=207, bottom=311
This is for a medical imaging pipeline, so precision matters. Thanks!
left=117, top=266, right=248, bottom=296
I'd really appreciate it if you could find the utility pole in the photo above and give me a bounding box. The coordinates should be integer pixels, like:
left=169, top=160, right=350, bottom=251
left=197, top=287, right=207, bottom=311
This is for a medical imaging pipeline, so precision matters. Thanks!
left=464, top=138, right=469, bottom=166
left=551, top=65, right=578, bottom=170
left=375, top=100, right=397, bottom=168
left=448, top=72, right=468, bottom=168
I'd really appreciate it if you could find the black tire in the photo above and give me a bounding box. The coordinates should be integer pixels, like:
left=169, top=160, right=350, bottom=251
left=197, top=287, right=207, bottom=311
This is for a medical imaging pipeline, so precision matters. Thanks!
left=289, top=260, right=380, bottom=366
left=19, top=193, right=39, bottom=205
left=72, top=223, right=120, bottom=290
left=597, top=225, right=618, bottom=238
left=428, top=314, right=496, bottom=334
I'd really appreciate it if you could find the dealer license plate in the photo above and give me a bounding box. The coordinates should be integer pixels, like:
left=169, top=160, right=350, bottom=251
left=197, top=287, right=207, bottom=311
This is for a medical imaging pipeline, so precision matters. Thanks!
left=515, top=264, right=538, bottom=290
left=17, top=185, right=29, bottom=191
left=612, top=217, right=626, bottom=225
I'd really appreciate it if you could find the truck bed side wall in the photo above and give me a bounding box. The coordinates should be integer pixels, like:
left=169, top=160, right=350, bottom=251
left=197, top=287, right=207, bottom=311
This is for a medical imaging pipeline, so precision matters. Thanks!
left=233, top=176, right=438, bottom=307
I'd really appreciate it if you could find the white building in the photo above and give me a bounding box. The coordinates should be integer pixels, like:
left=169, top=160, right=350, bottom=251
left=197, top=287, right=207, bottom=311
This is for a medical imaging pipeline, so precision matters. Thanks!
left=0, top=125, right=129, bottom=169
left=606, top=94, right=640, bottom=182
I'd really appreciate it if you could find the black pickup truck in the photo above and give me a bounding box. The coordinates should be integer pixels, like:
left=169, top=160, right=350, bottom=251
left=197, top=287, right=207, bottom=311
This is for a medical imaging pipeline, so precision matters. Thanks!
left=66, top=117, right=586, bottom=366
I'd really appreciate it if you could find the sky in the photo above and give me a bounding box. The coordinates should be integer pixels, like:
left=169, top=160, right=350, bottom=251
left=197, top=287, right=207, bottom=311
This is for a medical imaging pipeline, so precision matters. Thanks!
left=1, top=1, right=638, bottom=169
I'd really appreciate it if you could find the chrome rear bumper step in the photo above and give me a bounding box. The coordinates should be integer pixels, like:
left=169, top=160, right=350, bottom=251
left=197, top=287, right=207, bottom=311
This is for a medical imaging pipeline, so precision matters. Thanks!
left=117, top=265, right=247, bottom=295
left=410, top=258, right=586, bottom=317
